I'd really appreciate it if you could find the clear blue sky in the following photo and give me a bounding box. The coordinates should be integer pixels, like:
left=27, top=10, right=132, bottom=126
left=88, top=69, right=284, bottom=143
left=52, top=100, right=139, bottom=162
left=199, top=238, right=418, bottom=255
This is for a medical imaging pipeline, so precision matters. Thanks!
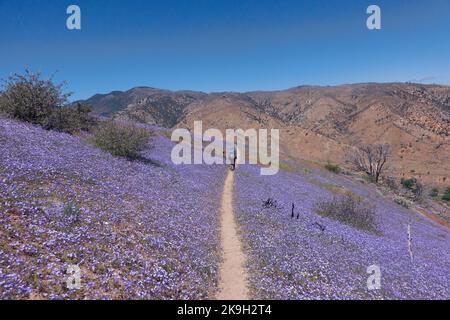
left=1, top=0, right=449, bottom=100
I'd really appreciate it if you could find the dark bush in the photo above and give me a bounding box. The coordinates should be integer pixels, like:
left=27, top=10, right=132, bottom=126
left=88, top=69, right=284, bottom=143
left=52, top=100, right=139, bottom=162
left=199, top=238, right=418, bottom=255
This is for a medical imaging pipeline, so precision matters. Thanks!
left=0, top=70, right=70, bottom=125
left=314, top=195, right=377, bottom=232
left=262, top=198, right=278, bottom=209
left=442, top=188, right=450, bottom=202
left=0, top=93, right=6, bottom=115
left=324, top=162, right=341, bottom=174
left=45, top=103, right=97, bottom=134
left=401, top=178, right=415, bottom=190
left=0, top=70, right=96, bottom=134
left=401, top=177, right=423, bottom=197
left=93, top=121, right=151, bottom=159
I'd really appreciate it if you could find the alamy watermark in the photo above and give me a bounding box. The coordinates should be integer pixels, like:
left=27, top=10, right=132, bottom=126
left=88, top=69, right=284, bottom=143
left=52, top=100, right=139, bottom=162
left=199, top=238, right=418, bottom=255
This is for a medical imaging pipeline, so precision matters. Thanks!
left=366, top=264, right=381, bottom=290
left=367, top=5, right=381, bottom=30
left=65, top=5, right=382, bottom=31
left=66, top=5, right=81, bottom=30
left=171, top=121, right=279, bottom=175
left=66, top=264, right=81, bottom=290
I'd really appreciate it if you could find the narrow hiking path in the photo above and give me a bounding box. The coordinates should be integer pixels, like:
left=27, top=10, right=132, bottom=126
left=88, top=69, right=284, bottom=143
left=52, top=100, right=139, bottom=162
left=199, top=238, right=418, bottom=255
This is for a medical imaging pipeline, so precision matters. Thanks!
left=216, top=166, right=249, bottom=300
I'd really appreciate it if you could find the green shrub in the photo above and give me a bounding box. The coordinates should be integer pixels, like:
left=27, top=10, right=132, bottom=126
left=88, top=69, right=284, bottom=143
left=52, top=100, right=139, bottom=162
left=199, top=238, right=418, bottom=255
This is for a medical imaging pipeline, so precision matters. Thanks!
left=45, top=103, right=97, bottom=134
left=442, top=188, right=450, bottom=202
left=394, top=197, right=412, bottom=208
left=401, top=177, right=415, bottom=190
left=324, top=162, right=341, bottom=174
left=93, top=121, right=150, bottom=159
left=401, top=177, right=423, bottom=196
left=314, top=195, right=377, bottom=232
left=0, top=70, right=70, bottom=125
left=0, top=70, right=96, bottom=134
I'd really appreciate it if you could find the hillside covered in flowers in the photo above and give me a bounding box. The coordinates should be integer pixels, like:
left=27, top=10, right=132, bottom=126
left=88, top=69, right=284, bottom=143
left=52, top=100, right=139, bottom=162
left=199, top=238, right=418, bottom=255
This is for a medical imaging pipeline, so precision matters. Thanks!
left=0, top=116, right=449, bottom=299
left=0, top=117, right=225, bottom=299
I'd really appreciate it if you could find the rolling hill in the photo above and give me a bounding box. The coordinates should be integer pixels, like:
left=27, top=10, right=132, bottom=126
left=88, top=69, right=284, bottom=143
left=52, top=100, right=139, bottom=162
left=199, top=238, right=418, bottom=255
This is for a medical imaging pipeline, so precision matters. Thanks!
left=80, top=83, right=450, bottom=185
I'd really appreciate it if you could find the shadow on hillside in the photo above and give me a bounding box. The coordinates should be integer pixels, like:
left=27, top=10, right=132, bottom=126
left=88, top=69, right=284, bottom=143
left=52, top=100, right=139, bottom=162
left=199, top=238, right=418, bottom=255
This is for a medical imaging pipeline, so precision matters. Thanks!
left=129, top=156, right=165, bottom=167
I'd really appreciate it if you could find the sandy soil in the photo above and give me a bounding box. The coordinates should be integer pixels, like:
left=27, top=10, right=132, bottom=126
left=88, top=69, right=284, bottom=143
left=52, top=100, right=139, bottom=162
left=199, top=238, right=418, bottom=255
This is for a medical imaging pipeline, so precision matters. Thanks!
left=216, top=167, right=249, bottom=300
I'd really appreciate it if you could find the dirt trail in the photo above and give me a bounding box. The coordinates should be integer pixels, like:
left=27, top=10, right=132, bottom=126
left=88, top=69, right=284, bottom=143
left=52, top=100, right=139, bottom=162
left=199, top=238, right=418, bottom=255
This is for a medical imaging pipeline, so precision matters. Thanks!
left=216, top=166, right=249, bottom=300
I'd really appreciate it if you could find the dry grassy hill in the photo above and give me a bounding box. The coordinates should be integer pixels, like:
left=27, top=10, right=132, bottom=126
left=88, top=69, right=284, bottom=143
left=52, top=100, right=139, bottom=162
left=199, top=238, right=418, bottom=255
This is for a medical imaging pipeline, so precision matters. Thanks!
left=80, top=83, right=450, bottom=185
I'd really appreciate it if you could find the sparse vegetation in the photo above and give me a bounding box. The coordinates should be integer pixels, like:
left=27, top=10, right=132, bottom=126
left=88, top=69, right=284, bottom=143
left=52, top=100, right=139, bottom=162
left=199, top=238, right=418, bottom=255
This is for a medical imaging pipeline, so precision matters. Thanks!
left=262, top=198, right=278, bottom=209
left=442, top=188, right=450, bottom=202
left=401, top=177, right=415, bottom=190
left=314, top=195, right=377, bottom=232
left=429, top=188, right=439, bottom=198
left=279, top=161, right=296, bottom=172
left=0, top=70, right=96, bottom=134
left=93, top=121, right=151, bottom=159
left=349, top=144, right=390, bottom=183
left=324, top=161, right=341, bottom=174
left=395, top=197, right=413, bottom=209
left=385, top=176, right=397, bottom=190
left=401, top=177, right=423, bottom=198
left=361, top=173, right=375, bottom=183
left=45, top=103, right=97, bottom=134
left=0, top=93, right=6, bottom=115
left=63, top=202, right=81, bottom=224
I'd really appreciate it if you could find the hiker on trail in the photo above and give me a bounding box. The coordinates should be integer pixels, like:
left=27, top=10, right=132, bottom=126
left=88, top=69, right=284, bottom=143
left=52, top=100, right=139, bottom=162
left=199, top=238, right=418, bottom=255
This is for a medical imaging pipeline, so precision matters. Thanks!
left=230, top=145, right=237, bottom=171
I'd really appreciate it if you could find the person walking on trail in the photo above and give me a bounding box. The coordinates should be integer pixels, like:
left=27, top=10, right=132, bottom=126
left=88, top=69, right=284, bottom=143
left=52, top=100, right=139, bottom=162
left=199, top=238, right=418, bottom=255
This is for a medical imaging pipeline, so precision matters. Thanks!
left=230, top=145, right=237, bottom=171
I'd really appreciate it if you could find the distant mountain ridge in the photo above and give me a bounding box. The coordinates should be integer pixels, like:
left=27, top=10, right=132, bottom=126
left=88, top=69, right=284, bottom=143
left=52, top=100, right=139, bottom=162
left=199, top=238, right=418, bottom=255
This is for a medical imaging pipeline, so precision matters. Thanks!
left=79, top=86, right=207, bottom=127
left=79, top=83, right=450, bottom=185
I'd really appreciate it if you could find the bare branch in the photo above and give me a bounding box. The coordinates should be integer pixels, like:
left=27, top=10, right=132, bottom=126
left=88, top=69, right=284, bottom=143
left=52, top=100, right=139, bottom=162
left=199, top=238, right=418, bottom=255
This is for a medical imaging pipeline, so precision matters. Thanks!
left=349, top=144, right=390, bottom=183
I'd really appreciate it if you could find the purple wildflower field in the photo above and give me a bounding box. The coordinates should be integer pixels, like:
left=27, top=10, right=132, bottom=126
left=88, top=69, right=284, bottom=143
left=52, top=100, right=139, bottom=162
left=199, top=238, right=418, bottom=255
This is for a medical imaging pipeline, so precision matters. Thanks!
left=234, top=163, right=450, bottom=299
left=0, top=117, right=226, bottom=299
left=0, top=116, right=448, bottom=300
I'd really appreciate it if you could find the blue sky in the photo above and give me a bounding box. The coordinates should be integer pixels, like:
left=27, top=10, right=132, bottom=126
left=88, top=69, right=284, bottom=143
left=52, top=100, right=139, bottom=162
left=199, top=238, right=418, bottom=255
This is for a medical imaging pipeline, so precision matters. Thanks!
left=0, top=0, right=449, bottom=100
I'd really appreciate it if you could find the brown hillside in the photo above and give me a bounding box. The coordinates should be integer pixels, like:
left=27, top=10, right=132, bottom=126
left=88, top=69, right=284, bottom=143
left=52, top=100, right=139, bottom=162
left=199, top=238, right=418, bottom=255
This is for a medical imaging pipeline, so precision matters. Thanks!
left=81, top=83, right=450, bottom=185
